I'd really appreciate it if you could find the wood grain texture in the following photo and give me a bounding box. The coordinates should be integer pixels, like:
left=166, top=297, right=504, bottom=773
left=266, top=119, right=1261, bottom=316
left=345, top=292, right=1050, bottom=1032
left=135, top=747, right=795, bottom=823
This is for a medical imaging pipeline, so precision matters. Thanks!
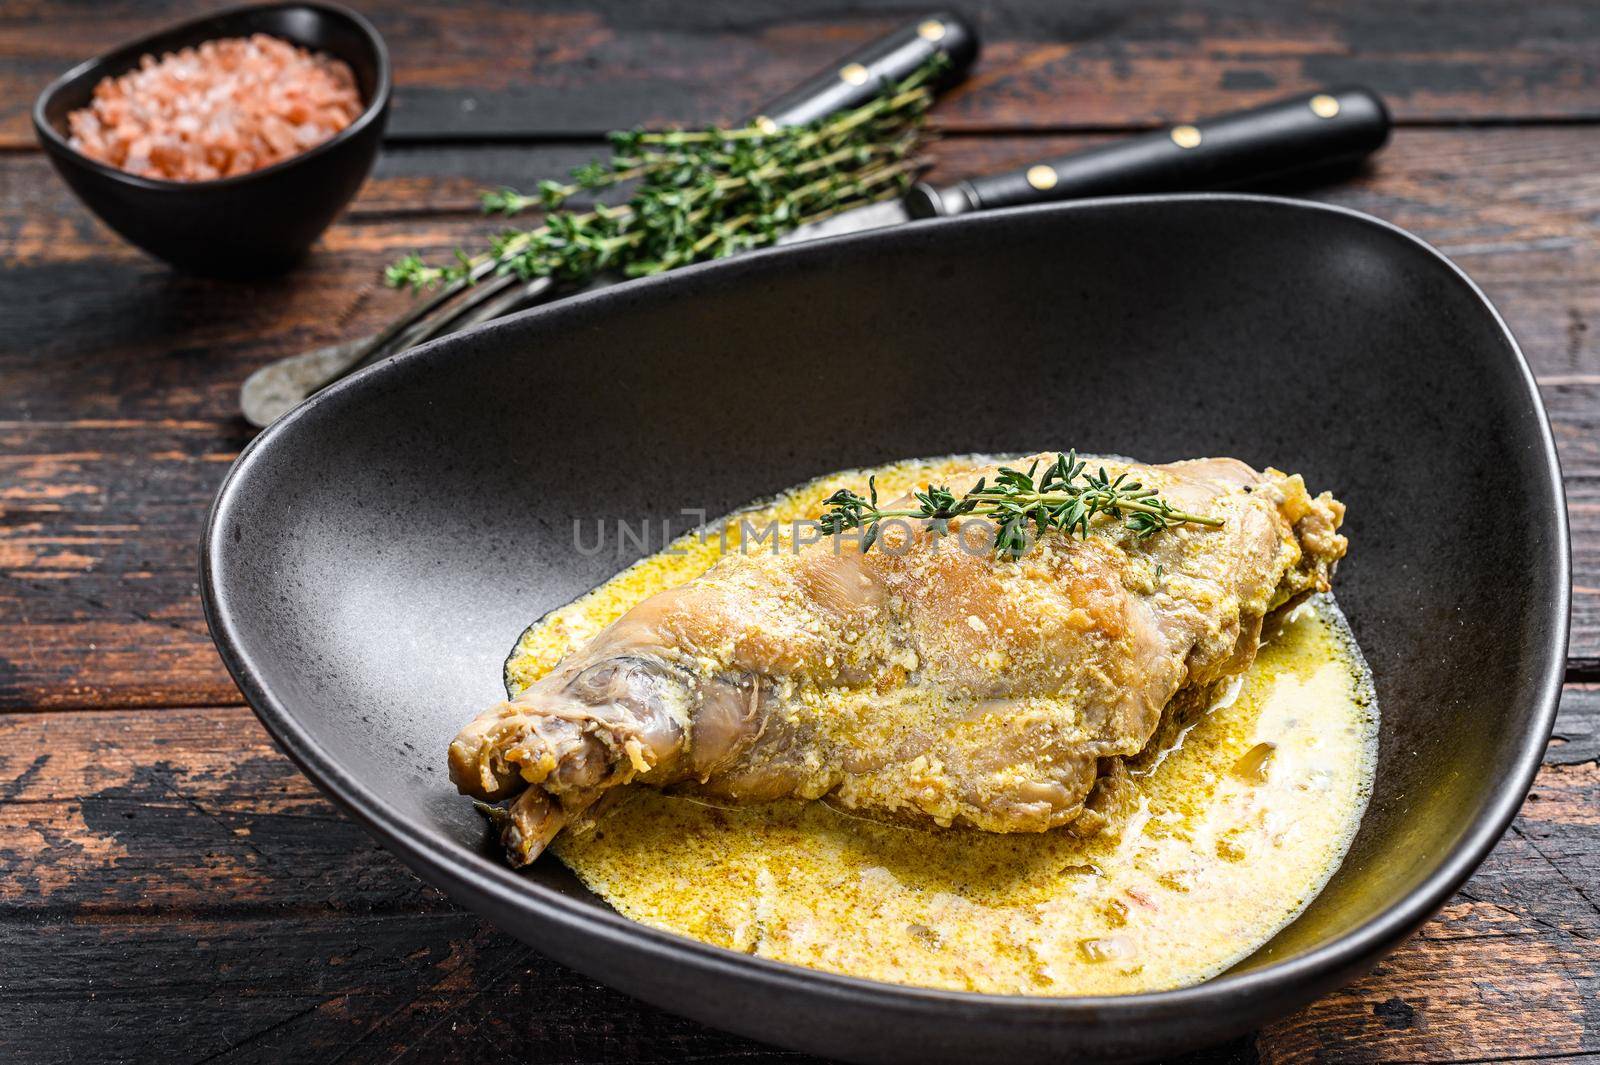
left=3, top=126, right=1598, bottom=714
left=0, top=693, right=1594, bottom=1064
left=7, top=0, right=1600, bottom=147
left=4, top=4, right=1599, bottom=1059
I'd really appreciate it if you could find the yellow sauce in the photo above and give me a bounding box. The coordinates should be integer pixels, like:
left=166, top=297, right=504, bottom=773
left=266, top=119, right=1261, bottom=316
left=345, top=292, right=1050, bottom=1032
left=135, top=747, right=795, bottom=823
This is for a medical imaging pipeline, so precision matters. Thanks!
left=509, top=457, right=1378, bottom=996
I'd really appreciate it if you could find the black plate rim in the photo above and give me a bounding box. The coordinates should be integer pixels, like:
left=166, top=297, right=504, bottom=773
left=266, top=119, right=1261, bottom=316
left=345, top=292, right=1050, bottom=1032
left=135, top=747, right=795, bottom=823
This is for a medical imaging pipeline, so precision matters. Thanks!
left=31, top=0, right=392, bottom=192
left=201, top=192, right=1570, bottom=1020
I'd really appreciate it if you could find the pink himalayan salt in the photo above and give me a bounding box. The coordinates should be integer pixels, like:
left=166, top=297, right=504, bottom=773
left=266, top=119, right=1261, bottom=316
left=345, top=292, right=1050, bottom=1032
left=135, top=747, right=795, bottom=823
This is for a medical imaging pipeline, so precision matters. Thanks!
left=66, top=33, right=363, bottom=182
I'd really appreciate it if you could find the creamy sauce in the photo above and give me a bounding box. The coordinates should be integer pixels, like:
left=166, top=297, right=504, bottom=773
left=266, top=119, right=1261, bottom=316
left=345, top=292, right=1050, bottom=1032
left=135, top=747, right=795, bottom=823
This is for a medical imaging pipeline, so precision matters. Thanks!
left=508, top=457, right=1378, bottom=996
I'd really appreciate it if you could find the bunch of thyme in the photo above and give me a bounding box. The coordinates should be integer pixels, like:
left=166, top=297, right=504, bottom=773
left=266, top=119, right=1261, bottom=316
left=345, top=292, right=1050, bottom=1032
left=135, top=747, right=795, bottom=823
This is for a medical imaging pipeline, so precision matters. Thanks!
left=385, top=58, right=944, bottom=294
left=818, top=452, right=1225, bottom=558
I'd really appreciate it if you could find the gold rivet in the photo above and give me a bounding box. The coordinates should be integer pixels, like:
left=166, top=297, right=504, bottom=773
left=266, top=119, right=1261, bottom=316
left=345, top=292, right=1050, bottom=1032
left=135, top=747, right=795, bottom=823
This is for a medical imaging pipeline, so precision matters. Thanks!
left=1170, top=124, right=1202, bottom=149
left=754, top=115, right=779, bottom=134
left=1310, top=93, right=1341, bottom=118
left=1026, top=165, right=1059, bottom=191
left=840, top=63, right=869, bottom=86
left=918, top=19, right=947, bottom=42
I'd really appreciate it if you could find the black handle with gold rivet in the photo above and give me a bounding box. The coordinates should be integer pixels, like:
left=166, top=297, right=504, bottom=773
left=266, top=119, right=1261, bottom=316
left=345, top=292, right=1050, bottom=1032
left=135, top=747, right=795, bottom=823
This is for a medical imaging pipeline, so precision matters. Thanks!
left=753, top=12, right=979, bottom=128
left=907, top=86, right=1389, bottom=217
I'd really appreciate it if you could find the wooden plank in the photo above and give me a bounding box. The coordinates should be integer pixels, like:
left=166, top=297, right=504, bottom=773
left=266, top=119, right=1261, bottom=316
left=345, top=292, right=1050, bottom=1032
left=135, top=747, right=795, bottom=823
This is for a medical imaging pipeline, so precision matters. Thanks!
left=0, top=913, right=1259, bottom=1065
left=1260, top=912, right=1600, bottom=1062
left=0, top=694, right=1592, bottom=1063
left=2, top=126, right=1598, bottom=714
left=2, top=912, right=830, bottom=1065
left=0, top=703, right=435, bottom=914
left=1552, top=685, right=1600, bottom=766
left=6, top=0, right=1600, bottom=148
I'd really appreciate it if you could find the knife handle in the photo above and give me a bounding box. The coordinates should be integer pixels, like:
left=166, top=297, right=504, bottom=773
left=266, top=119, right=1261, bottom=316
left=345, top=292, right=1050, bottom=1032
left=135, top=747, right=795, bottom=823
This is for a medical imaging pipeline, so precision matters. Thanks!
left=751, top=11, right=979, bottom=128
left=909, top=86, right=1389, bottom=216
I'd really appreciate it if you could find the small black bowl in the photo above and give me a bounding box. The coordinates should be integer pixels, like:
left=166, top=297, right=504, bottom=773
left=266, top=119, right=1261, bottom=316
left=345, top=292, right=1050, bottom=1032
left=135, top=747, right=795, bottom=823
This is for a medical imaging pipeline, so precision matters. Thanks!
left=32, top=2, right=390, bottom=276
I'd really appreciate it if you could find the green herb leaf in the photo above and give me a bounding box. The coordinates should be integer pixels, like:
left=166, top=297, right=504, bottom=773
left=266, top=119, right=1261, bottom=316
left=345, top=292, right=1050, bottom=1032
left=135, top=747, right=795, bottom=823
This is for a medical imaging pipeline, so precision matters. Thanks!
left=816, top=452, right=1225, bottom=559
left=387, top=58, right=947, bottom=294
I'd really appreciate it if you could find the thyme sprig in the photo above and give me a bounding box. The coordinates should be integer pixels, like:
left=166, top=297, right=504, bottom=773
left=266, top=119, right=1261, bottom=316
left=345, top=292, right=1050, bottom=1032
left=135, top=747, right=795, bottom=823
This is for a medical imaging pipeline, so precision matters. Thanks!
left=385, top=60, right=944, bottom=293
left=818, top=452, right=1225, bottom=558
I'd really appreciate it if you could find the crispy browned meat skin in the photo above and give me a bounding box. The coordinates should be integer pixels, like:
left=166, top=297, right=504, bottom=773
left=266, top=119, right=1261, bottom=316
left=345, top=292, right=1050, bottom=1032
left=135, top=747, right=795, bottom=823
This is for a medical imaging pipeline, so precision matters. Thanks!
left=450, top=456, right=1346, bottom=866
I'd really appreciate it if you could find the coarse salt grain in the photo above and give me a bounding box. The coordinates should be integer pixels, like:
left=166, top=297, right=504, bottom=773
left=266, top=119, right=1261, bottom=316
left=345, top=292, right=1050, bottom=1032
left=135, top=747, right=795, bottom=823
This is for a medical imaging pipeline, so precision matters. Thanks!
left=66, top=33, right=363, bottom=182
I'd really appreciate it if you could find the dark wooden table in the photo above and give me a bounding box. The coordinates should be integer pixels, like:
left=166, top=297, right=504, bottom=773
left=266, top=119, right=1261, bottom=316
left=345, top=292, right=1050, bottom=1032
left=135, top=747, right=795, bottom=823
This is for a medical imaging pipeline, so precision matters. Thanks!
left=3, top=3, right=1597, bottom=1062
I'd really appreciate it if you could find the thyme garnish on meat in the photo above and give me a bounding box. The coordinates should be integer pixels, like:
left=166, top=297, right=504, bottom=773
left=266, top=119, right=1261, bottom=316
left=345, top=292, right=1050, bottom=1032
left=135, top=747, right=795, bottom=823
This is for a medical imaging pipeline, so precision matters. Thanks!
left=385, top=58, right=944, bottom=292
left=818, top=452, right=1225, bottom=558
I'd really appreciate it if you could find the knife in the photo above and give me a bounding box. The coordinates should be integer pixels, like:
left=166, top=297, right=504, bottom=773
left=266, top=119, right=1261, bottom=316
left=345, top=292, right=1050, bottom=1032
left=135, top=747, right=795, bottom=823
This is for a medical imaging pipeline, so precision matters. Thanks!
left=781, top=87, right=1390, bottom=245
left=240, top=12, right=981, bottom=428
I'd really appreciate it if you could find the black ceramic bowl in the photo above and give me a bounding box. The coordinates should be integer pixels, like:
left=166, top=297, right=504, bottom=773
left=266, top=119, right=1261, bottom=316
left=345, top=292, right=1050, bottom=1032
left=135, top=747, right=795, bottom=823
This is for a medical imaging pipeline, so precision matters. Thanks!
left=202, top=195, right=1569, bottom=1062
left=32, top=2, right=389, bottom=276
